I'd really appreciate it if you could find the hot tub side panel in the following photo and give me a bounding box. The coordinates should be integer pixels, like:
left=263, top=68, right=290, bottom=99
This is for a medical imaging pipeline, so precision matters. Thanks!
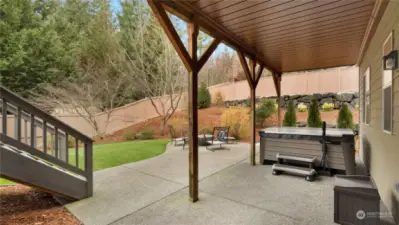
left=262, top=137, right=346, bottom=170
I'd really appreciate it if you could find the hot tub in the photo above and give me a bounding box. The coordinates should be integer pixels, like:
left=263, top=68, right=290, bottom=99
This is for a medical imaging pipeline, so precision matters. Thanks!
left=258, top=127, right=356, bottom=175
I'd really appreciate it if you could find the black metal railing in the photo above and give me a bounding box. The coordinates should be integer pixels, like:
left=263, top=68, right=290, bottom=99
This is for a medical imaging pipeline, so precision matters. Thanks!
left=0, top=86, right=93, bottom=197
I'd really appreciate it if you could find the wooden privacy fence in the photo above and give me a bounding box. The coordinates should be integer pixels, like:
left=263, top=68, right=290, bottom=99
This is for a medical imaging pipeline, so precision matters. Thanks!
left=208, top=66, right=359, bottom=101
left=0, top=66, right=358, bottom=139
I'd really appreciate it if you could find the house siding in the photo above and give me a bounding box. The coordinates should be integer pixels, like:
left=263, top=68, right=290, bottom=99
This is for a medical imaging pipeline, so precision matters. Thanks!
left=359, top=1, right=399, bottom=221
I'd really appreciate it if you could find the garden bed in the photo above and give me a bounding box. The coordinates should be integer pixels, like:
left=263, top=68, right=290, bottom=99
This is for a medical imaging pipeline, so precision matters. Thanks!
left=0, top=185, right=81, bottom=225
left=97, top=107, right=359, bottom=144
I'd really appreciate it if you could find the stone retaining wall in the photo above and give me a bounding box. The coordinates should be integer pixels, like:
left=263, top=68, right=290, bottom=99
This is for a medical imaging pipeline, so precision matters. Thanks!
left=224, top=92, right=360, bottom=110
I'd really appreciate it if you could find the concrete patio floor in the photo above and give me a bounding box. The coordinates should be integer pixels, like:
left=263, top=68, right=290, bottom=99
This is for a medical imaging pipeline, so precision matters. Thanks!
left=66, top=142, right=337, bottom=225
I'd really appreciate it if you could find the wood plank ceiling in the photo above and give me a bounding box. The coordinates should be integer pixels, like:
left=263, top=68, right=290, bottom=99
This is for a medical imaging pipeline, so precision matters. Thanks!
left=167, top=0, right=376, bottom=73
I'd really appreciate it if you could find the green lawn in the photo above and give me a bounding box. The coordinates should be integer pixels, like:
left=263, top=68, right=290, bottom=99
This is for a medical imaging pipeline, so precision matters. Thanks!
left=0, top=139, right=169, bottom=185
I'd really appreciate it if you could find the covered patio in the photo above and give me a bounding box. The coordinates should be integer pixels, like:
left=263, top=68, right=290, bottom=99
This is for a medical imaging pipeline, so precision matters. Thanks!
left=147, top=0, right=387, bottom=202
left=67, top=143, right=343, bottom=225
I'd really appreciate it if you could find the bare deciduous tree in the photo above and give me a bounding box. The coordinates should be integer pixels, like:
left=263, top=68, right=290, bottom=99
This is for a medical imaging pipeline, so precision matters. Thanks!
left=123, top=9, right=186, bottom=135
left=34, top=57, right=135, bottom=138
left=34, top=8, right=136, bottom=139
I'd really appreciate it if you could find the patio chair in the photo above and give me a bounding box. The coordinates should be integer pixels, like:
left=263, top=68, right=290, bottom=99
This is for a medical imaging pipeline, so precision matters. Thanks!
left=168, top=125, right=187, bottom=149
left=205, top=127, right=230, bottom=150
left=224, top=124, right=239, bottom=144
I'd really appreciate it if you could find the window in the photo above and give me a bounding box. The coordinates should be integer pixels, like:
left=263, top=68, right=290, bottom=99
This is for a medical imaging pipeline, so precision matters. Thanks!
left=363, top=67, right=370, bottom=124
left=382, top=32, right=393, bottom=133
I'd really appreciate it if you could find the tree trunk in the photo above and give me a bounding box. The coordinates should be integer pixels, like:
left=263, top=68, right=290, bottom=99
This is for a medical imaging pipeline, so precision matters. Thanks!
left=160, top=119, right=167, bottom=136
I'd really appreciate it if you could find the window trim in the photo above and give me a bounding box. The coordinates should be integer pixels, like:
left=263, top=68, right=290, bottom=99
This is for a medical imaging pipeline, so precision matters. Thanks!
left=363, top=67, right=370, bottom=126
left=382, top=31, right=393, bottom=134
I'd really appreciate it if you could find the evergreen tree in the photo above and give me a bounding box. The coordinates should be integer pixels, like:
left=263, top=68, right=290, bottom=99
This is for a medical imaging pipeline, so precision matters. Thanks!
left=337, top=103, right=354, bottom=129
left=0, top=0, right=75, bottom=97
left=307, top=98, right=322, bottom=128
left=50, top=0, right=93, bottom=79
left=283, top=100, right=296, bottom=127
left=198, top=82, right=211, bottom=109
left=256, top=99, right=276, bottom=126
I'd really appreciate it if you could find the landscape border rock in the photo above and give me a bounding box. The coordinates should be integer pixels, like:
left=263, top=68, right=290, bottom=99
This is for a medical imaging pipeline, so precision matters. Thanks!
left=224, top=92, right=359, bottom=110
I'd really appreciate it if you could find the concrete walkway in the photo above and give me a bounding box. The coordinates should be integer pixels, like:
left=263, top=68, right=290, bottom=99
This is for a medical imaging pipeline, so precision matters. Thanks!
left=67, top=142, right=337, bottom=225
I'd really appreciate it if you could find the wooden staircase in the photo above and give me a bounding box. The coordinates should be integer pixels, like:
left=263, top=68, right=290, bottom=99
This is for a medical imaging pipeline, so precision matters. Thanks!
left=0, top=86, right=93, bottom=200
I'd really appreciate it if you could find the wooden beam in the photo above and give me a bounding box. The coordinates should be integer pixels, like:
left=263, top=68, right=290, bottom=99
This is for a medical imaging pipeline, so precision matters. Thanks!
left=357, top=0, right=389, bottom=65
left=197, top=38, right=221, bottom=71
left=238, top=51, right=254, bottom=90
left=254, top=64, right=264, bottom=88
left=272, top=73, right=279, bottom=96
left=249, top=58, right=256, bottom=82
left=160, top=0, right=280, bottom=73
left=148, top=1, right=193, bottom=71
left=187, top=21, right=199, bottom=203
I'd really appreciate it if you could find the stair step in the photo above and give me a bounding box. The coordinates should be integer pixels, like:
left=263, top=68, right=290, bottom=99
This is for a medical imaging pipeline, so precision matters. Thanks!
left=276, top=153, right=316, bottom=163
left=1, top=142, right=88, bottom=199
left=272, top=164, right=316, bottom=176
left=1, top=142, right=85, bottom=180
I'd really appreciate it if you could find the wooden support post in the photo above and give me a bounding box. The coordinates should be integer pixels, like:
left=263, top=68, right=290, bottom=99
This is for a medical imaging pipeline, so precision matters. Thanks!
left=277, top=76, right=281, bottom=126
left=238, top=52, right=265, bottom=166
left=187, top=21, right=199, bottom=203
left=272, top=73, right=282, bottom=126
left=249, top=58, right=256, bottom=165
left=148, top=1, right=221, bottom=202
left=85, top=142, right=93, bottom=197
left=249, top=86, right=256, bottom=165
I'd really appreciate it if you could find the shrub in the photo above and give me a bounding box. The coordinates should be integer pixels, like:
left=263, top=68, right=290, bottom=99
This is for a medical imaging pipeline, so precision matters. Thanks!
left=354, top=104, right=359, bottom=110
left=64, top=135, right=75, bottom=148
left=139, top=127, right=154, bottom=140
left=46, top=135, right=75, bottom=150
left=199, top=127, right=213, bottom=135
left=244, top=96, right=251, bottom=107
left=213, top=91, right=224, bottom=107
left=255, top=99, right=276, bottom=126
left=220, top=107, right=249, bottom=139
left=198, top=82, right=211, bottom=109
left=283, top=100, right=296, bottom=127
left=321, top=102, right=334, bottom=111
left=337, top=103, right=354, bottom=129
left=167, top=117, right=187, bottom=137
left=124, top=130, right=137, bottom=141
left=307, top=98, right=322, bottom=128
left=297, top=103, right=307, bottom=112
left=46, top=135, right=55, bottom=150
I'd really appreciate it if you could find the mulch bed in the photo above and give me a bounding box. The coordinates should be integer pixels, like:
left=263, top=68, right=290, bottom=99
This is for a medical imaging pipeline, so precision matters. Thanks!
left=95, top=107, right=359, bottom=144
left=0, top=184, right=81, bottom=225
